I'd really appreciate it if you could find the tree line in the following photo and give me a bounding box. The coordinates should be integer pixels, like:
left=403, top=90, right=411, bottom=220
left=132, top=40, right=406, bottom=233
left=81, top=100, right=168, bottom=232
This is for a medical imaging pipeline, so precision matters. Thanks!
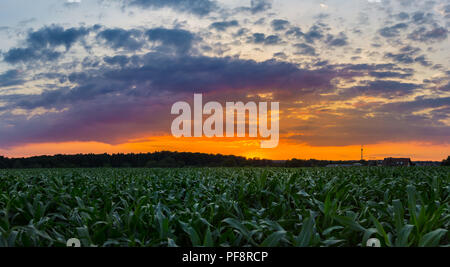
left=0, top=152, right=447, bottom=169
left=443, top=156, right=450, bottom=166
left=0, top=151, right=335, bottom=169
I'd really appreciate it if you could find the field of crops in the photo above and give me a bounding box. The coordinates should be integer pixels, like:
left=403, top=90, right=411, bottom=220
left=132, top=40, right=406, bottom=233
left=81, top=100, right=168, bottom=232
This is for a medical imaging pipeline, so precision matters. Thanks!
left=0, top=167, right=448, bottom=247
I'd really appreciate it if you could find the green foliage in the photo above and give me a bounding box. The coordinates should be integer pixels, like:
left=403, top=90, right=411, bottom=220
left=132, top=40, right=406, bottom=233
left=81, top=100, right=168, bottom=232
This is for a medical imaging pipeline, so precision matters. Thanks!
left=443, top=156, right=450, bottom=166
left=0, top=167, right=448, bottom=247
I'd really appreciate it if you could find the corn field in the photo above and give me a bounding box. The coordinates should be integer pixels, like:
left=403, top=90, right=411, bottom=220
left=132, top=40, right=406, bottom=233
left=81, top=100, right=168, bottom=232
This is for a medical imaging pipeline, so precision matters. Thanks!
left=0, top=167, right=448, bottom=247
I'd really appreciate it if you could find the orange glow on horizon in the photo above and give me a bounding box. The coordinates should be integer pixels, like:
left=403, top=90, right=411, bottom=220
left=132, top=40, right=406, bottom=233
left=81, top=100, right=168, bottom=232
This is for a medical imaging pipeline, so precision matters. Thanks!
left=0, top=136, right=448, bottom=161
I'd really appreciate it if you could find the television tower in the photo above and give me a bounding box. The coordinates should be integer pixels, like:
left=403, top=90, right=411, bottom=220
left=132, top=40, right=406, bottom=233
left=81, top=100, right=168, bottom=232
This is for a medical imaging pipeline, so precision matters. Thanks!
left=361, top=145, right=364, bottom=161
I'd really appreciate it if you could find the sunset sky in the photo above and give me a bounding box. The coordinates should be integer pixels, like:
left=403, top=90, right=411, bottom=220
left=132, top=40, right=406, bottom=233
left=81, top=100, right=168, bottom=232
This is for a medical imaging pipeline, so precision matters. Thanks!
left=0, top=0, right=449, bottom=160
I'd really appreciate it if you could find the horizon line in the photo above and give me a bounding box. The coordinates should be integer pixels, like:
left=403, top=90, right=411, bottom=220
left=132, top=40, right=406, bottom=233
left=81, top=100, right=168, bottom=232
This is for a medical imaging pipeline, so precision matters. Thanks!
left=1, top=151, right=446, bottom=162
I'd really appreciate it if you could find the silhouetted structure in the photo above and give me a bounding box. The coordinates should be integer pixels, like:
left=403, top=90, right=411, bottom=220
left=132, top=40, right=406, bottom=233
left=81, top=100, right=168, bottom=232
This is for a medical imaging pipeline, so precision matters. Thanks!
left=382, top=157, right=412, bottom=167
left=0, top=153, right=443, bottom=169
left=0, top=152, right=279, bottom=169
left=442, top=156, right=450, bottom=166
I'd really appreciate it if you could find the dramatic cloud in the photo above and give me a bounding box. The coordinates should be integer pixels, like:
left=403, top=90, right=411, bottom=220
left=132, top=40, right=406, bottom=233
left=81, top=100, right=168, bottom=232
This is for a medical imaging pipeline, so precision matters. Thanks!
left=248, top=33, right=282, bottom=45
left=250, top=0, right=272, bottom=13
left=0, top=52, right=346, bottom=146
left=0, top=69, right=25, bottom=87
left=349, top=80, right=420, bottom=98
left=210, top=20, right=239, bottom=31
left=97, top=28, right=144, bottom=51
left=411, top=12, right=434, bottom=25
left=302, top=24, right=325, bottom=43
left=379, top=23, right=408, bottom=38
left=444, top=4, right=450, bottom=19
left=289, top=111, right=450, bottom=146
left=408, top=27, right=448, bottom=43
left=0, top=0, right=448, bottom=157
left=271, top=19, right=289, bottom=31
left=125, top=0, right=217, bottom=16
left=3, top=48, right=61, bottom=64
left=384, top=45, right=433, bottom=67
left=368, top=71, right=413, bottom=79
left=325, top=32, right=348, bottom=47
left=103, top=55, right=131, bottom=67
left=384, top=52, right=415, bottom=64
left=294, top=43, right=316, bottom=56
left=285, top=27, right=303, bottom=38
left=3, top=26, right=90, bottom=63
left=26, top=25, right=89, bottom=50
left=146, top=28, right=196, bottom=54
left=237, top=0, right=272, bottom=14
left=395, top=12, right=410, bottom=21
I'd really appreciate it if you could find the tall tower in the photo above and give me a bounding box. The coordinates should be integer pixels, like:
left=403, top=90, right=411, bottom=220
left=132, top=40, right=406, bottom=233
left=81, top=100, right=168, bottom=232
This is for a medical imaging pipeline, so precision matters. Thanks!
left=361, top=145, right=364, bottom=161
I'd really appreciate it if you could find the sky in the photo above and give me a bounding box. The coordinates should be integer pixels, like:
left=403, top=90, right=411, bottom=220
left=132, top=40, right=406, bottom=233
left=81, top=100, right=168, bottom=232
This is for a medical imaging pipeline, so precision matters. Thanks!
left=0, top=0, right=449, bottom=161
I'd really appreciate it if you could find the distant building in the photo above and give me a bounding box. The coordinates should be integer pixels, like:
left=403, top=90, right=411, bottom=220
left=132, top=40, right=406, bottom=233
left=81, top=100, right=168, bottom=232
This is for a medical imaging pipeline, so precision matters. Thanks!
left=382, top=157, right=413, bottom=167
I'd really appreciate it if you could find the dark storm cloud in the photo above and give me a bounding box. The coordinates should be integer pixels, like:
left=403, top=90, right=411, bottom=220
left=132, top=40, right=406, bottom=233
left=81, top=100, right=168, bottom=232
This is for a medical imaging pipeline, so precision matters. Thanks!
left=248, top=33, right=282, bottom=45
left=125, top=0, right=217, bottom=16
left=0, top=52, right=346, bottom=146
left=210, top=20, right=239, bottom=31
left=271, top=19, right=289, bottom=31
left=101, top=53, right=343, bottom=97
left=0, top=69, right=25, bottom=87
left=378, top=23, right=408, bottom=38
left=97, top=28, right=144, bottom=51
left=0, top=45, right=444, bottom=149
left=3, top=26, right=90, bottom=64
left=146, top=28, right=196, bottom=54
left=1, top=52, right=340, bottom=112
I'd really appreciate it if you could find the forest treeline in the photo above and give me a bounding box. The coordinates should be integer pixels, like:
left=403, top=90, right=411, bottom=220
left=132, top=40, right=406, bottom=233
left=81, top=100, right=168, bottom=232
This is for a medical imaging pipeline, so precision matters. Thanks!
left=0, top=152, right=448, bottom=169
left=0, top=151, right=338, bottom=169
left=443, top=156, right=450, bottom=166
